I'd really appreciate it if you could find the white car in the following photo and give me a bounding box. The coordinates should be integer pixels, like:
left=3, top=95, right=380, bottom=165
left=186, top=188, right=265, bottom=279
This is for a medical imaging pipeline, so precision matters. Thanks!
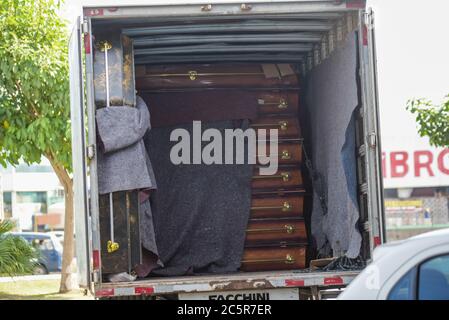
left=339, top=228, right=449, bottom=300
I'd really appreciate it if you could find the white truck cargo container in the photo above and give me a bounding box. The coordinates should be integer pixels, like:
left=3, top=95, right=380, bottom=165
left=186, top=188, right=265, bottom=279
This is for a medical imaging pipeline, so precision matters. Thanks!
left=69, top=0, right=385, bottom=299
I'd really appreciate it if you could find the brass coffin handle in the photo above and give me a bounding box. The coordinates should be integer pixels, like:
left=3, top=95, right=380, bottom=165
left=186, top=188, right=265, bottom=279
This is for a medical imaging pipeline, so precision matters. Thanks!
left=251, top=201, right=292, bottom=212
left=278, top=98, right=288, bottom=109
left=188, top=70, right=198, bottom=80
left=252, top=172, right=290, bottom=182
left=242, top=254, right=295, bottom=265
left=98, top=40, right=112, bottom=52
left=107, top=240, right=119, bottom=253
left=257, top=98, right=289, bottom=110
left=185, top=71, right=262, bottom=80
left=281, top=150, right=291, bottom=160
left=256, top=150, right=292, bottom=160
left=246, top=224, right=295, bottom=234
left=252, top=121, right=288, bottom=131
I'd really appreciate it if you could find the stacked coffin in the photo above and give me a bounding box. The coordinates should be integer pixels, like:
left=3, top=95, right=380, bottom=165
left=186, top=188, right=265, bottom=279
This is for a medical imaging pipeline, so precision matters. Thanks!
left=135, top=63, right=308, bottom=272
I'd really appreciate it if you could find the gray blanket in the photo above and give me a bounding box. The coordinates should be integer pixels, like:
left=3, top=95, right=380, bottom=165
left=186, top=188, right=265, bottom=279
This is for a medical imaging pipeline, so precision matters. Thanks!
left=96, top=96, right=159, bottom=259
left=144, top=120, right=253, bottom=276
left=96, top=96, right=156, bottom=194
left=306, top=31, right=362, bottom=258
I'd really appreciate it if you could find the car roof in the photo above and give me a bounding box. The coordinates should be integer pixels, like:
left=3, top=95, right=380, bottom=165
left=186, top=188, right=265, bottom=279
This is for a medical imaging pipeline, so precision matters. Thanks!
left=11, top=232, right=52, bottom=239
left=47, top=231, right=64, bottom=235
left=376, top=227, right=449, bottom=256
left=379, top=227, right=449, bottom=253
left=409, top=227, right=449, bottom=241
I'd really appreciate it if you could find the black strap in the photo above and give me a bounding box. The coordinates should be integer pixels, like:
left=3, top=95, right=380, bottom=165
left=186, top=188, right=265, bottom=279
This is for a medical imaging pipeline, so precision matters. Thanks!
left=322, top=255, right=366, bottom=271
left=301, top=143, right=331, bottom=256
left=302, top=143, right=328, bottom=216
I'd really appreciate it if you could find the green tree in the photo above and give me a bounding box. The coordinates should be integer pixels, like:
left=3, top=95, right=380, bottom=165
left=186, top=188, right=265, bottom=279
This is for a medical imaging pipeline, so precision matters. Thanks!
left=0, top=220, right=39, bottom=275
left=0, top=0, right=75, bottom=292
left=407, top=95, right=449, bottom=147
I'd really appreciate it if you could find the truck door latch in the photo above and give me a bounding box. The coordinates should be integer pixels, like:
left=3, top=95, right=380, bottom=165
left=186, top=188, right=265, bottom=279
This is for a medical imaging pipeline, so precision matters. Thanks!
left=81, top=19, right=89, bottom=34
left=368, top=133, right=377, bottom=148
left=87, top=145, right=95, bottom=160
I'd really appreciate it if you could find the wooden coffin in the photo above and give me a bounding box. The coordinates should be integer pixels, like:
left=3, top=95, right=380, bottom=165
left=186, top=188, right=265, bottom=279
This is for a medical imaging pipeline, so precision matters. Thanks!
left=138, top=90, right=299, bottom=127
left=245, top=218, right=307, bottom=245
left=139, top=90, right=259, bottom=127
left=135, top=63, right=299, bottom=90
left=241, top=245, right=307, bottom=271
left=252, top=116, right=301, bottom=139
left=250, top=195, right=304, bottom=219
left=252, top=167, right=302, bottom=190
left=255, top=142, right=303, bottom=165
left=99, top=191, right=141, bottom=275
left=92, top=32, right=136, bottom=108
left=251, top=189, right=307, bottom=198
left=256, top=91, right=299, bottom=115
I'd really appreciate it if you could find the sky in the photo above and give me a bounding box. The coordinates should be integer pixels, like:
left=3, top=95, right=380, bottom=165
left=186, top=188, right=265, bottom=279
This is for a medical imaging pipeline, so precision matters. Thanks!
left=368, top=0, right=449, bottom=140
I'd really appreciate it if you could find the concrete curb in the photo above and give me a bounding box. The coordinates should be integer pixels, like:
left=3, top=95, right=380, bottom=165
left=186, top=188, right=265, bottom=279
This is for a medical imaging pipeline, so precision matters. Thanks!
left=0, top=274, right=61, bottom=283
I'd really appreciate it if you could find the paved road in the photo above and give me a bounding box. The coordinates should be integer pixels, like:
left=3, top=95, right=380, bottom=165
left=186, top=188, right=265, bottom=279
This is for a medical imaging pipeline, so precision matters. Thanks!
left=0, top=273, right=61, bottom=283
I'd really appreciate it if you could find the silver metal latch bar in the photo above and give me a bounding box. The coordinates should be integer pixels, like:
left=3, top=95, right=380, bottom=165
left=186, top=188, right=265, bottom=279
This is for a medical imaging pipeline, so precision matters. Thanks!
left=86, top=145, right=95, bottom=160
left=99, top=40, right=119, bottom=254
left=81, top=19, right=89, bottom=34
left=368, top=132, right=377, bottom=148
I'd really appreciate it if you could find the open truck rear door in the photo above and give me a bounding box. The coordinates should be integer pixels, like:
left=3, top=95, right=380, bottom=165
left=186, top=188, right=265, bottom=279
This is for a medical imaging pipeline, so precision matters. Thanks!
left=359, top=7, right=386, bottom=254
left=69, top=17, right=92, bottom=290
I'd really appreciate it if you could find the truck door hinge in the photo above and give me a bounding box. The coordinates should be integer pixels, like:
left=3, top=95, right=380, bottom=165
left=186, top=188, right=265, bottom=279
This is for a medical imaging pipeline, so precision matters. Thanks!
left=364, top=10, right=374, bottom=30
left=368, top=132, right=377, bottom=148
left=87, top=144, right=95, bottom=160
left=92, top=270, right=100, bottom=283
left=81, top=19, right=89, bottom=34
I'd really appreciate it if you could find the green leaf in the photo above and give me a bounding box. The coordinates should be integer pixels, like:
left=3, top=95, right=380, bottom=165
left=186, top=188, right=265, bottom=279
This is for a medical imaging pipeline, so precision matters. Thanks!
left=407, top=95, right=449, bottom=147
left=0, top=0, right=72, bottom=172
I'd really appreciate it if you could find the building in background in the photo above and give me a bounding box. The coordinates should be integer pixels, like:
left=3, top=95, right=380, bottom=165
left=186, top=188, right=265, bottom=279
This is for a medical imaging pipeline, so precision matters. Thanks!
left=0, top=158, right=65, bottom=231
left=382, top=148, right=449, bottom=240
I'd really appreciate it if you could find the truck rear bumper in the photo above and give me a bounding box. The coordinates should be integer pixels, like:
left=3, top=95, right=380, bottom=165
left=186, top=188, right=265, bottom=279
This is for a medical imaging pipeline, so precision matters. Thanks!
left=95, top=270, right=359, bottom=298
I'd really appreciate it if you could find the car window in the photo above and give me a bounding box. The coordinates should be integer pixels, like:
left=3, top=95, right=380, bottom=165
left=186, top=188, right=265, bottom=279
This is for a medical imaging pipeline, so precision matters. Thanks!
left=388, top=269, right=416, bottom=300
left=418, top=254, right=449, bottom=300
left=52, top=237, right=63, bottom=251
left=32, top=238, right=54, bottom=251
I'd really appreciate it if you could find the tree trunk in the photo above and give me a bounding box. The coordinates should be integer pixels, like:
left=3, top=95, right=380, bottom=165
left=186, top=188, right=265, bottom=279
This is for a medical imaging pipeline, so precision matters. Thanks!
left=47, top=156, right=75, bottom=293
left=59, top=181, right=75, bottom=293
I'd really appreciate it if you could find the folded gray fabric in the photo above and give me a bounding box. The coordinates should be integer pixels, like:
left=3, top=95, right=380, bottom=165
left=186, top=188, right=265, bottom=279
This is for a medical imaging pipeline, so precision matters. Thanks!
left=96, top=96, right=156, bottom=194
left=97, top=96, right=150, bottom=153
